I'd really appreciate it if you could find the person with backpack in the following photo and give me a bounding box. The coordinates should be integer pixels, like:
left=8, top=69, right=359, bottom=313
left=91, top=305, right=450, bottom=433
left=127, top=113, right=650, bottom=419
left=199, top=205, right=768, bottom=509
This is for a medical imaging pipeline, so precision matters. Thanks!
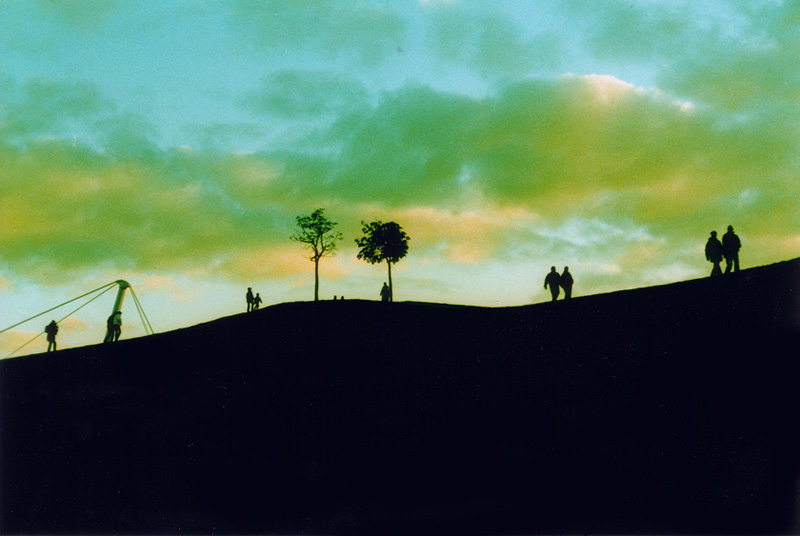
left=45, top=320, right=58, bottom=352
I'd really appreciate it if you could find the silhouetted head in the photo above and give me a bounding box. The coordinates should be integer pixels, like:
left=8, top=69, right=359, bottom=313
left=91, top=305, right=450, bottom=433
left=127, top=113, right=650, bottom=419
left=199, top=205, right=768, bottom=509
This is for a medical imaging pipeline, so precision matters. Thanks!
left=551, top=266, right=556, bottom=272
left=563, top=266, right=569, bottom=272
left=728, top=225, right=734, bottom=231
left=710, top=231, right=717, bottom=237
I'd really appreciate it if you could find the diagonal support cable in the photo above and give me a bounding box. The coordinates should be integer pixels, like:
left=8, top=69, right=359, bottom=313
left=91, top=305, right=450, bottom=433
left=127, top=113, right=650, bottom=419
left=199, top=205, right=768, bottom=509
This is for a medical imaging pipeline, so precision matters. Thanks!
left=129, top=286, right=154, bottom=336
left=0, top=281, right=118, bottom=335
left=4, top=283, right=118, bottom=359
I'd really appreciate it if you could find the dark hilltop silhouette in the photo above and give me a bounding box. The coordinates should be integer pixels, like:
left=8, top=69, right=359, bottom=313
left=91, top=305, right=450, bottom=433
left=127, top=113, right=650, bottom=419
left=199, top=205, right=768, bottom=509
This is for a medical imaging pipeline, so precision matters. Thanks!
left=2, top=259, right=800, bottom=535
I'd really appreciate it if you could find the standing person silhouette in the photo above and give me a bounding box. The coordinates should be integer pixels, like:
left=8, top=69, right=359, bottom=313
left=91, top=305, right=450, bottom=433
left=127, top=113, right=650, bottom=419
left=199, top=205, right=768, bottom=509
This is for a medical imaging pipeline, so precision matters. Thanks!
left=705, top=231, right=724, bottom=277
left=104, top=313, right=115, bottom=342
left=560, top=267, right=574, bottom=300
left=380, top=282, right=392, bottom=302
left=544, top=266, right=561, bottom=302
left=246, top=287, right=254, bottom=312
left=253, top=292, right=263, bottom=310
left=722, top=225, right=741, bottom=273
left=45, top=320, right=58, bottom=352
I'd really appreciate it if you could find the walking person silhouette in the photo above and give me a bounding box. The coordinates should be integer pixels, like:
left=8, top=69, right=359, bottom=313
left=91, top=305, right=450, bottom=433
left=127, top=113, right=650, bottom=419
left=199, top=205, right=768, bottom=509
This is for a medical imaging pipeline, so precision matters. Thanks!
left=45, top=320, right=58, bottom=352
left=253, top=292, right=262, bottom=310
left=722, top=225, right=741, bottom=273
left=560, top=267, right=574, bottom=300
left=705, top=231, right=724, bottom=277
left=544, top=266, right=561, bottom=302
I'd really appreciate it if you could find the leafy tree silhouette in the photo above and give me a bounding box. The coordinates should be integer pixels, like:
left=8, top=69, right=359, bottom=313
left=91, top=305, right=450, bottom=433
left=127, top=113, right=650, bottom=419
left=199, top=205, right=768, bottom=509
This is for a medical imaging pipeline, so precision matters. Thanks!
left=355, top=221, right=410, bottom=302
left=290, top=208, right=343, bottom=302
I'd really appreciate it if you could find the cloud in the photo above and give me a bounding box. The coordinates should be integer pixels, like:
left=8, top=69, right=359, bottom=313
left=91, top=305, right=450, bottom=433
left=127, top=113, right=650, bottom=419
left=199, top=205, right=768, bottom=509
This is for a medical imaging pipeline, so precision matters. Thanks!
left=322, top=75, right=709, bottom=215
left=2, top=60, right=798, bottom=292
left=32, top=0, right=120, bottom=28
left=242, top=70, right=369, bottom=119
left=182, top=123, right=265, bottom=152
left=0, top=1, right=120, bottom=61
left=226, top=1, right=407, bottom=66
left=561, top=1, right=800, bottom=113
left=563, top=0, right=698, bottom=61
left=0, top=77, right=113, bottom=139
left=319, top=73, right=798, bottom=267
left=386, top=205, right=538, bottom=264
left=0, top=329, right=41, bottom=357
left=0, top=137, right=293, bottom=283
left=425, top=4, right=561, bottom=77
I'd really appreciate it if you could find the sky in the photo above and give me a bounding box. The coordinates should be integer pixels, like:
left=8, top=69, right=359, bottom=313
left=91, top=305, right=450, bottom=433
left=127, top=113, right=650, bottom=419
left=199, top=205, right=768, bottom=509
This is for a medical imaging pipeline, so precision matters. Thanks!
left=1, top=0, right=799, bottom=356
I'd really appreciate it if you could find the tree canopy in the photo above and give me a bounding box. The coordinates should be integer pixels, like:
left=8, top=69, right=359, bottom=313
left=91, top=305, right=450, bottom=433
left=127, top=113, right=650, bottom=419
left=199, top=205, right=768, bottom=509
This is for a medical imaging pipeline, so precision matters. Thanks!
left=355, top=221, right=410, bottom=301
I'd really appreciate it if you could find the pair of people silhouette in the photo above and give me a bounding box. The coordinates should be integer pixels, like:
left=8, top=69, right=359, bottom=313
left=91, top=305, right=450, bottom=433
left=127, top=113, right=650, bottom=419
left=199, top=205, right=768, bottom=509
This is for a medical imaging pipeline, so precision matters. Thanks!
left=544, top=266, right=574, bottom=302
left=705, top=225, right=741, bottom=277
left=103, top=311, right=122, bottom=342
left=245, top=287, right=263, bottom=312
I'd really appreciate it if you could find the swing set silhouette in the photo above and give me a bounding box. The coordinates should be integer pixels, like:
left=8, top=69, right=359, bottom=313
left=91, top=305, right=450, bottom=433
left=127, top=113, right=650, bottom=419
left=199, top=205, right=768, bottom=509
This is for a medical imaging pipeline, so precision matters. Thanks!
left=0, top=280, right=154, bottom=358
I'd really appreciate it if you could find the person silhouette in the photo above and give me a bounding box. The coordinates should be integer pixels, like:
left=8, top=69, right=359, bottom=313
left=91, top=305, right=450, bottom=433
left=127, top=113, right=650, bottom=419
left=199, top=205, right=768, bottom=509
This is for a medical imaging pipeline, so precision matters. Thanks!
left=45, top=320, right=58, bottom=352
left=560, top=266, right=574, bottom=300
left=705, top=231, right=724, bottom=277
left=380, top=282, right=392, bottom=302
left=253, top=293, right=262, bottom=310
left=246, top=287, right=254, bottom=312
left=104, top=312, right=115, bottom=343
left=544, top=266, right=561, bottom=301
left=722, top=225, right=741, bottom=273
left=112, top=311, right=122, bottom=341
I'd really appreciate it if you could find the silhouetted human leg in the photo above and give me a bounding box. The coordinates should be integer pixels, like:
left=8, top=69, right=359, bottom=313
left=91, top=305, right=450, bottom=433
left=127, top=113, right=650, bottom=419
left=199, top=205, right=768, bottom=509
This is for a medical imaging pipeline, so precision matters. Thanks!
left=711, top=262, right=722, bottom=277
left=724, top=257, right=733, bottom=274
left=550, top=288, right=559, bottom=301
left=733, top=253, right=739, bottom=272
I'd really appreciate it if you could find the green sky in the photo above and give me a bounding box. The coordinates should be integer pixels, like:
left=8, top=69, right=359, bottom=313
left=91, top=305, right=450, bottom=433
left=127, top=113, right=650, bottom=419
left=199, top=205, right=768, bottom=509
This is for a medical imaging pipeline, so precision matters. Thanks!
left=1, top=0, right=799, bottom=354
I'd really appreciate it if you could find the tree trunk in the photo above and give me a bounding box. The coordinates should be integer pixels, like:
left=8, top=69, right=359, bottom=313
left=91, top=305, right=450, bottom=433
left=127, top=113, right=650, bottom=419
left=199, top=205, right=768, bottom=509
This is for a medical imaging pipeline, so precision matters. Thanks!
left=314, top=258, right=319, bottom=301
left=387, top=258, right=393, bottom=302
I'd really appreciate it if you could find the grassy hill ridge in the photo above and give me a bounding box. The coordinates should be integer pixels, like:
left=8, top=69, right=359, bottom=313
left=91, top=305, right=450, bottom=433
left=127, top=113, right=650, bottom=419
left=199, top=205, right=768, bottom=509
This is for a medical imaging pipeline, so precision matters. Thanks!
left=2, top=258, right=799, bottom=534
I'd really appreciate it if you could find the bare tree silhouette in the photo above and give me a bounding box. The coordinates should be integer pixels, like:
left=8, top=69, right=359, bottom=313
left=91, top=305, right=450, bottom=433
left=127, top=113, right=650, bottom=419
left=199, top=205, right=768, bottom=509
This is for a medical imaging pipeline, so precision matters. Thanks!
left=290, top=208, right=343, bottom=302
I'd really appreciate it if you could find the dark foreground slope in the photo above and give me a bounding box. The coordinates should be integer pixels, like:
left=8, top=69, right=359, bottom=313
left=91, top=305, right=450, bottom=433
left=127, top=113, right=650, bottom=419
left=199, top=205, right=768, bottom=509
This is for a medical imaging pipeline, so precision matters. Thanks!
left=2, top=260, right=800, bottom=535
